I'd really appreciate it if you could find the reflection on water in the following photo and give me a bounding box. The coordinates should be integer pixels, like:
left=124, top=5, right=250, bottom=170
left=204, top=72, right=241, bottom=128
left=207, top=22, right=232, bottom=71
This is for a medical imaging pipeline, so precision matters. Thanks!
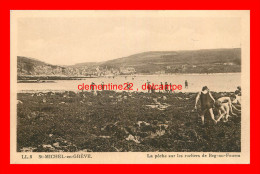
left=17, top=73, right=241, bottom=93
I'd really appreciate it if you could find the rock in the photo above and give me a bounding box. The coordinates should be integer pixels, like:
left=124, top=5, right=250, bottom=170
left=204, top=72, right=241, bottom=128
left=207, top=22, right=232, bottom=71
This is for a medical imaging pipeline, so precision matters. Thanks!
left=42, top=144, right=55, bottom=151
left=126, top=134, right=140, bottom=143
left=80, top=149, right=90, bottom=152
left=146, top=104, right=158, bottom=109
left=163, top=96, right=167, bottom=100
left=43, top=144, right=52, bottom=148
left=146, top=103, right=171, bottom=110
left=28, top=111, right=38, bottom=119
left=17, top=100, right=23, bottom=104
left=47, top=92, right=55, bottom=96
left=99, top=136, right=111, bottom=138
left=37, top=93, right=44, bottom=96
left=137, top=121, right=150, bottom=127
left=20, top=147, right=36, bottom=152
left=53, top=142, right=60, bottom=147
left=158, top=103, right=171, bottom=110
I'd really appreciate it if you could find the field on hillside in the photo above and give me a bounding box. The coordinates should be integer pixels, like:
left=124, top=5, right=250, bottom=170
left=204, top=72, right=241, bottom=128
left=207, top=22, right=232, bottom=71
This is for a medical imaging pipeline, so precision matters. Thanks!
left=17, top=91, right=241, bottom=152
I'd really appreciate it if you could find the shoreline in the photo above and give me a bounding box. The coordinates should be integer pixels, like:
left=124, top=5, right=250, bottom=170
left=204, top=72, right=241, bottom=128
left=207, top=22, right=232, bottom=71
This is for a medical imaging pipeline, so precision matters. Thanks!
left=17, top=90, right=238, bottom=94
left=18, top=72, right=241, bottom=80
left=120, top=72, right=241, bottom=76
left=16, top=90, right=238, bottom=96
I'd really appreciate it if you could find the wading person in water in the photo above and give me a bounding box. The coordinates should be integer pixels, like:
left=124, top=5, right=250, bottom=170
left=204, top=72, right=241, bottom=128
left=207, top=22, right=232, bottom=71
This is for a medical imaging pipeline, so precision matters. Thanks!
left=147, top=80, right=151, bottom=93
left=91, top=82, right=95, bottom=93
left=185, top=80, right=188, bottom=89
left=127, top=82, right=131, bottom=92
left=165, top=82, right=169, bottom=93
left=160, top=82, right=163, bottom=93
left=101, top=82, right=105, bottom=91
left=194, top=86, right=217, bottom=125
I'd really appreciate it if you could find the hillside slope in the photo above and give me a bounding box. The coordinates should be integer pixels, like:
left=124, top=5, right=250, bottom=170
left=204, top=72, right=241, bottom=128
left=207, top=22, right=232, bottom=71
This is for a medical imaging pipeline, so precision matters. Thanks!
left=17, top=48, right=241, bottom=76
left=99, top=48, right=241, bottom=73
left=17, top=56, right=65, bottom=76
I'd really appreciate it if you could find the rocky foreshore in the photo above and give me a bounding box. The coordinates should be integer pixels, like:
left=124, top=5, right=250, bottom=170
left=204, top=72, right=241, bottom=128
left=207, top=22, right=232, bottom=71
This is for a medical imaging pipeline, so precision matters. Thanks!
left=17, top=91, right=241, bottom=152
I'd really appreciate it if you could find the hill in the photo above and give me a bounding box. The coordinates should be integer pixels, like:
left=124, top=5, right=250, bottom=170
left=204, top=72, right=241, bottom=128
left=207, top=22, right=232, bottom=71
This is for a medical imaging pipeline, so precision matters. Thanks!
left=97, top=48, right=241, bottom=74
left=17, top=48, right=241, bottom=77
left=17, top=56, right=66, bottom=76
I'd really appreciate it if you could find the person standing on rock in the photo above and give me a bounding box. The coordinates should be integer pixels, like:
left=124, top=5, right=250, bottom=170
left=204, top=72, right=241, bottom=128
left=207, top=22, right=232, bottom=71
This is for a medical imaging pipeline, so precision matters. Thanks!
left=194, top=86, right=217, bottom=125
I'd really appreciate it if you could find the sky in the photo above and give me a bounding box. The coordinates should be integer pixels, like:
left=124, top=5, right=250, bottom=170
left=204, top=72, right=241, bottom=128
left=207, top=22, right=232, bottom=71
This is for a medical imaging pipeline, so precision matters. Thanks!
left=17, top=12, right=241, bottom=65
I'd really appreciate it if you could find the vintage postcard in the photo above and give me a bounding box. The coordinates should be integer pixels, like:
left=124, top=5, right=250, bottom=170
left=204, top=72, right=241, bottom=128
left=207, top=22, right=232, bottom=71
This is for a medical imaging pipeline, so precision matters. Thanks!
left=10, top=10, right=250, bottom=164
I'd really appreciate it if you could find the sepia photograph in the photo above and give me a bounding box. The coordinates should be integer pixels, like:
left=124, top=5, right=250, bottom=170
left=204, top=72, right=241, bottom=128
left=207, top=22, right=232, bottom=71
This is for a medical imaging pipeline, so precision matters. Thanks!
left=10, top=10, right=250, bottom=164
